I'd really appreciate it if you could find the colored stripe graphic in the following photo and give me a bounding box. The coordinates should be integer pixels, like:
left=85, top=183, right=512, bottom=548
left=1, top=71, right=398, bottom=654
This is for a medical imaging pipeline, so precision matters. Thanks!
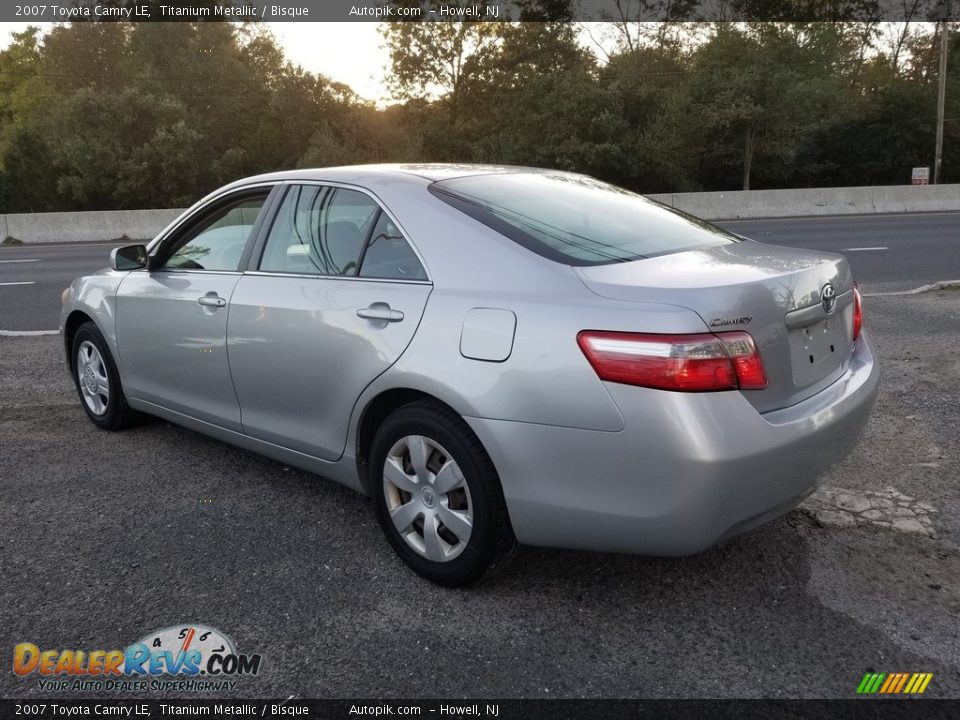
left=856, top=672, right=932, bottom=694
left=856, top=673, right=885, bottom=694
left=893, top=673, right=909, bottom=693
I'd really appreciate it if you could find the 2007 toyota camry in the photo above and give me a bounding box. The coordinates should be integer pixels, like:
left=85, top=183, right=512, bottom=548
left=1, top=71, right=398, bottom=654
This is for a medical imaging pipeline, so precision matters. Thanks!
left=61, top=165, right=878, bottom=585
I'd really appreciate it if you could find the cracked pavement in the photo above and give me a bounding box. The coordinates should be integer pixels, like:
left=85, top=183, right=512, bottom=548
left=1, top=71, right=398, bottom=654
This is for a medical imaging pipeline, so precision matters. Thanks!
left=804, top=485, right=939, bottom=536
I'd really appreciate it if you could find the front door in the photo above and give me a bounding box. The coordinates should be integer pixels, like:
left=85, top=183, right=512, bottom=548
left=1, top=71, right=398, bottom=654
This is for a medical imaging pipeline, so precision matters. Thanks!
left=115, top=189, right=273, bottom=430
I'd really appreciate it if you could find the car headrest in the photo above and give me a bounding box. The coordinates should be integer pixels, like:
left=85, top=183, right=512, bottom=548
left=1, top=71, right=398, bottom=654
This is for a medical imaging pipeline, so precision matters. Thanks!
left=323, top=221, right=364, bottom=275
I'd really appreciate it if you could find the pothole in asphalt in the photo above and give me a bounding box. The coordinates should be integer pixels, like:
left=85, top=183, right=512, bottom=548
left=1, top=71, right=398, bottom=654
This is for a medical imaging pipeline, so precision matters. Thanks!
left=802, top=485, right=938, bottom=537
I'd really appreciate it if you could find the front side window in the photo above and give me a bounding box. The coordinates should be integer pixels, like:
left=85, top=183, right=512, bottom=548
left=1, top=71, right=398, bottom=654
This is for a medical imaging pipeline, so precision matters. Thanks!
left=430, top=172, right=739, bottom=266
left=260, top=184, right=426, bottom=281
left=161, top=192, right=270, bottom=272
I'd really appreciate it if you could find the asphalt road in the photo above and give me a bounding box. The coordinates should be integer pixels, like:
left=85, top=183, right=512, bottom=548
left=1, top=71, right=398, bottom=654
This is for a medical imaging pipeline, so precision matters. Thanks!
left=0, top=242, right=124, bottom=332
left=2, top=289, right=959, bottom=699
left=721, top=212, right=960, bottom=294
left=1, top=211, right=958, bottom=331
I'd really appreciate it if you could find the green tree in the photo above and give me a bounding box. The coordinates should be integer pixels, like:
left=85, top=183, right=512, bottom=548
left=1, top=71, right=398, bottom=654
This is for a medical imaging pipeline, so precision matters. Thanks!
left=688, top=24, right=852, bottom=190
left=0, top=27, right=45, bottom=178
left=381, top=8, right=503, bottom=128
left=0, top=21, right=385, bottom=211
left=465, top=23, right=625, bottom=176
left=602, top=38, right=699, bottom=190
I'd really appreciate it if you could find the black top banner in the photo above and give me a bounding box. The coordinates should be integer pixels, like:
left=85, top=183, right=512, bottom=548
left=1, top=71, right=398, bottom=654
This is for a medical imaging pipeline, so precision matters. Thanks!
left=3, top=0, right=956, bottom=23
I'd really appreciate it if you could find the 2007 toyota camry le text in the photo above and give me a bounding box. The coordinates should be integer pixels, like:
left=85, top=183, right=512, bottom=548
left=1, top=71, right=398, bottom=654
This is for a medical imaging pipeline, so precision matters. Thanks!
left=61, top=164, right=878, bottom=586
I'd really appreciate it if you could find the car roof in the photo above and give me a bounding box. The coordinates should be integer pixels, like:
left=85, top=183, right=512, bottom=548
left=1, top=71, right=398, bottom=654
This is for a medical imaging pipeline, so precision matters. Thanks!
left=216, top=163, right=560, bottom=193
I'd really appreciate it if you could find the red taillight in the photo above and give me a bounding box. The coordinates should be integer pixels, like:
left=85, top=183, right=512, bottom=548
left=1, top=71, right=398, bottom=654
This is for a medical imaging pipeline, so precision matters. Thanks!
left=852, top=283, right=863, bottom=342
left=577, top=330, right=768, bottom=392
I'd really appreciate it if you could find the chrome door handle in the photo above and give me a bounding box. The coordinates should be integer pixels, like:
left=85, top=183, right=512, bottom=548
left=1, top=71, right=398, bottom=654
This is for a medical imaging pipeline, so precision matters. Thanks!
left=357, top=304, right=404, bottom=322
left=198, top=294, right=227, bottom=308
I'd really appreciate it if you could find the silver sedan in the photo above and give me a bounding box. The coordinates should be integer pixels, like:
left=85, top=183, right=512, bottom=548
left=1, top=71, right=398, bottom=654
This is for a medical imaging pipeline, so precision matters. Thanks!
left=61, top=165, right=879, bottom=585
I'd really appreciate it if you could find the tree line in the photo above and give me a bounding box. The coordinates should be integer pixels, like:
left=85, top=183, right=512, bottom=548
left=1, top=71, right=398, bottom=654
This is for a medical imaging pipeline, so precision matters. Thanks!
left=0, top=19, right=956, bottom=213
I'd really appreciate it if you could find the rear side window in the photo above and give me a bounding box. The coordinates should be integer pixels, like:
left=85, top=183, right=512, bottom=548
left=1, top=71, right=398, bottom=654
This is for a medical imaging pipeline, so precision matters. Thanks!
left=359, top=212, right=427, bottom=281
left=260, top=185, right=379, bottom=276
left=430, top=173, right=739, bottom=266
left=260, top=184, right=426, bottom=281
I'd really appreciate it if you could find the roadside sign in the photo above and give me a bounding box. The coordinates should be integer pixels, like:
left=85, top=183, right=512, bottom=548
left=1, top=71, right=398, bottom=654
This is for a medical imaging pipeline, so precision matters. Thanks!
left=912, top=167, right=930, bottom=185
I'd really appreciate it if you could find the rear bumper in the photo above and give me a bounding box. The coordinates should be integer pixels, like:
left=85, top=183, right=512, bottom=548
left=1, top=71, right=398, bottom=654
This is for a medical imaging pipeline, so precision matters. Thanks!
left=466, top=333, right=879, bottom=555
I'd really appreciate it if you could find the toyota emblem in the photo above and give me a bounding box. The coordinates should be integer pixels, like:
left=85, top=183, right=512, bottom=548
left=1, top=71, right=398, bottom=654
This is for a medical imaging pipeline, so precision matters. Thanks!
left=821, top=283, right=837, bottom=314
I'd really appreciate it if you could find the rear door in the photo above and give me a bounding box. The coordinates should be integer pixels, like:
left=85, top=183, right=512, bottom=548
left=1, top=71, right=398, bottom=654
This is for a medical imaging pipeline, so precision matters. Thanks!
left=115, top=187, right=275, bottom=430
left=227, top=183, right=432, bottom=460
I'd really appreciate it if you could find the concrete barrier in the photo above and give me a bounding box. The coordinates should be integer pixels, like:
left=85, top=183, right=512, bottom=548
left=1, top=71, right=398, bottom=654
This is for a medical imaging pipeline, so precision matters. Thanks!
left=1, top=208, right=185, bottom=245
left=647, top=183, right=960, bottom=220
left=2, top=184, right=958, bottom=243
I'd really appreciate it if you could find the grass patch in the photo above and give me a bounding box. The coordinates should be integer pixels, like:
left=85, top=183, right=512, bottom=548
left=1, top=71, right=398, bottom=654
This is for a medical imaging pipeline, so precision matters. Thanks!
left=3, top=235, right=23, bottom=245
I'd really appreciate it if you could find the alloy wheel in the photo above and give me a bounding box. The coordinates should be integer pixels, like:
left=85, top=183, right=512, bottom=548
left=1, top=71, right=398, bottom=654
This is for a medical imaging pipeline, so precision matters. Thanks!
left=77, top=340, right=110, bottom=416
left=382, top=434, right=474, bottom=562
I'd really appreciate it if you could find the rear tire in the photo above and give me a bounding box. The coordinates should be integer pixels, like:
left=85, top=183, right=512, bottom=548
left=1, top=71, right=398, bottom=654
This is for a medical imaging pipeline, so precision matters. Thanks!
left=71, top=322, right=141, bottom=431
left=370, top=399, right=517, bottom=586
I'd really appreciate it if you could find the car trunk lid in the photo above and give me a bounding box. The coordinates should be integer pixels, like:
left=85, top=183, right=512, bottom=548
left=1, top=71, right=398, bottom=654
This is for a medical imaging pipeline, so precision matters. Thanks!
left=575, top=240, right=856, bottom=413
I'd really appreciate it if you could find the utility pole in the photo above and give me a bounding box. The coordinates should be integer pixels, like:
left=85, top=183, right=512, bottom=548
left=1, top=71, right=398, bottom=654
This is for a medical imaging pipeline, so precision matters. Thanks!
left=934, top=3, right=951, bottom=184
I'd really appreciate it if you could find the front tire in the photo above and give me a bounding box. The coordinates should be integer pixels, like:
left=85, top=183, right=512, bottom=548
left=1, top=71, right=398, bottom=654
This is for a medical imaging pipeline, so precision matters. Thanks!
left=370, top=399, right=517, bottom=586
left=71, top=322, right=141, bottom=431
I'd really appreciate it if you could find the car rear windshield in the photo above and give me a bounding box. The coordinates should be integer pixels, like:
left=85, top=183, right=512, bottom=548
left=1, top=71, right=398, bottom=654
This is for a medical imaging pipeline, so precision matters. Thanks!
left=429, top=172, right=739, bottom=266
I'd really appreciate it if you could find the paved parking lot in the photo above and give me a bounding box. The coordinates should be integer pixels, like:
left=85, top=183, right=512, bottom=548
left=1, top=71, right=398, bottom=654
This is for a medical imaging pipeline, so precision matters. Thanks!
left=1, top=287, right=958, bottom=699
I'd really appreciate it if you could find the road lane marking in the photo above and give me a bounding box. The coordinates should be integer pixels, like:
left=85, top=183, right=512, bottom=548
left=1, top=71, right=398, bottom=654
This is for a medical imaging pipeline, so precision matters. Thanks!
left=720, top=210, right=960, bottom=223
left=0, top=258, right=40, bottom=264
left=0, top=281, right=34, bottom=286
left=1, top=241, right=128, bottom=248
left=0, top=329, right=59, bottom=336
left=841, top=246, right=888, bottom=251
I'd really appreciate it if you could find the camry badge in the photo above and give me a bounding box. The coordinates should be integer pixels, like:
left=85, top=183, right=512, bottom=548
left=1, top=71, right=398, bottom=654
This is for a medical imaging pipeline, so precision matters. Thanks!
left=710, top=316, right=753, bottom=327
left=821, top=283, right=837, bottom=315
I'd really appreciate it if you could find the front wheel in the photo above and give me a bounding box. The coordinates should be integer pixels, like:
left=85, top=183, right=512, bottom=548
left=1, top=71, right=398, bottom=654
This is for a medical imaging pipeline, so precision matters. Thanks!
left=370, top=400, right=517, bottom=586
left=71, top=322, right=141, bottom=430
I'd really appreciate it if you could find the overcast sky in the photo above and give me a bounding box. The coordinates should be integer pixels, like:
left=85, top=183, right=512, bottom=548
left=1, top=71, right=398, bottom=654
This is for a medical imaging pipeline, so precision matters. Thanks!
left=0, top=22, right=394, bottom=103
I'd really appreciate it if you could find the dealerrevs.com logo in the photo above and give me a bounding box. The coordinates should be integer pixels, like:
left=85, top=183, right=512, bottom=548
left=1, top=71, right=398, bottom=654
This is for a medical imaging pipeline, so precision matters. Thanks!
left=13, top=624, right=263, bottom=692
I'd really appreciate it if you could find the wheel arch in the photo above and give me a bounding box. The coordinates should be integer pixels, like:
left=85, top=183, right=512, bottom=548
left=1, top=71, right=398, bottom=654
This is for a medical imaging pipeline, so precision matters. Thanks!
left=63, top=310, right=96, bottom=370
left=355, top=388, right=471, bottom=495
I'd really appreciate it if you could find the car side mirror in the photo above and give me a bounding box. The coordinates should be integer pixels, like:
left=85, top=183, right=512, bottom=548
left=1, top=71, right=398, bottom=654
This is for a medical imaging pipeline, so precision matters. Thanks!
left=110, top=244, right=149, bottom=271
